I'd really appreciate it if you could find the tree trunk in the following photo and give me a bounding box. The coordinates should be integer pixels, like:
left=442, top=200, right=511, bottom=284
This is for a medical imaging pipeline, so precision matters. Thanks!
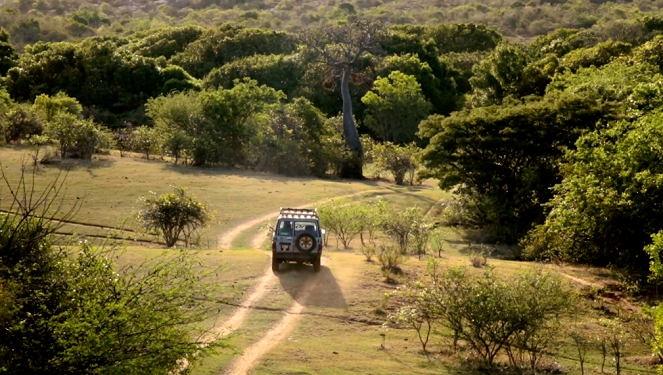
left=340, top=66, right=363, bottom=179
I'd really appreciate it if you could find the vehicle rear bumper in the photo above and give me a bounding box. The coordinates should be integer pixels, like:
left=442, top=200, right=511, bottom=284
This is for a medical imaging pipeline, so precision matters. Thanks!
left=273, top=251, right=321, bottom=261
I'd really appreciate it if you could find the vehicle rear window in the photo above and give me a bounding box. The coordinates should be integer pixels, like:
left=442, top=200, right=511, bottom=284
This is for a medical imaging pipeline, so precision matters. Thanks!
left=276, top=220, right=317, bottom=236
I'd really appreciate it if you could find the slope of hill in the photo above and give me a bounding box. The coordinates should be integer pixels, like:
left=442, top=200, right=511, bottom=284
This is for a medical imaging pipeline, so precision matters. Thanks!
left=0, top=0, right=660, bottom=48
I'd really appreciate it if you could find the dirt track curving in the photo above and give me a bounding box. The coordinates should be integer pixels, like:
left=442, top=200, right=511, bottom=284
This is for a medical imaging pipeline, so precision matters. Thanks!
left=218, top=188, right=388, bottom=250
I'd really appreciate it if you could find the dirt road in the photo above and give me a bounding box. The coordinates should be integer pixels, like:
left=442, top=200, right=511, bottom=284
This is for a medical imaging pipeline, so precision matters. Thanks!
left=218, top=189, right=387, bottom=250
left=211, top=188, right=388, bottom=374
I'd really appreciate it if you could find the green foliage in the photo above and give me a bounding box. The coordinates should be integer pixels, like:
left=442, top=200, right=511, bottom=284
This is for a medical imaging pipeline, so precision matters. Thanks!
left=0, top=169, right=224, bottom=374
left=371, top=142, right=420, bottom=185
left=129, top=125, right=159, bottom=160
left=547, top=61, right=662, bottom=110
left=135, top=186, right=211, bottom=247
left=32, top=92, right=83, bottom=122
left=33, top=92, right=112, bottom=159
left=523, top=110, right=663, bottom=270
left=203, top=54, right=304, bottom=98
left=420, top=94, right=616, bottom=243
left=124, top=26, right=204, bottom=59
left=558, top=40, right=632, bottom=73
left=0, top=27, right=17, bottom=75
left=170, top=24, right=297, bottom=78
left=147, top=78, right=286, bottom=167
left=412, top=261, right=574, bottom=367
left=361, top=71, right=431, bottom=144
left=246, top=97, right=338, bottom=177
left=381, top=205, right=426, bottom=254
left=469, top=42, right=529, bottom=106
left=318, top=201, right=363, bottom=249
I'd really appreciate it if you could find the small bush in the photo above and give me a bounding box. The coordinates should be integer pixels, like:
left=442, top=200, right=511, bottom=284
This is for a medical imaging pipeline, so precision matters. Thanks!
left=318, top=201, right=362, bottom=249
left=429, top=228, right=446, bottom=258
left=467, top=243, right=491, bottom=268
left=422, top=261, right=575, bottom=368
left=361, top=246, right=376, bottom=262
left=135, top=186, right=211, bottom=247
left=377, top=243, right=405, bottom=276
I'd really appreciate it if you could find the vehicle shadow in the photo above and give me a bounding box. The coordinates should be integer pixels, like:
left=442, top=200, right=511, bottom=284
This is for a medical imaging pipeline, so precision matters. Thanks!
left=275, top=263, right=347, bottom=310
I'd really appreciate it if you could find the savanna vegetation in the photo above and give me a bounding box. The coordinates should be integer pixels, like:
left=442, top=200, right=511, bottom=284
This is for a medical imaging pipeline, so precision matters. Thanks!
left=7, top=0, right=663, bottom=373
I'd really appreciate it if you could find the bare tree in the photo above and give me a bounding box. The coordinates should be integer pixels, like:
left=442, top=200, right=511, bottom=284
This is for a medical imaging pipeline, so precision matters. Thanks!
left=300, top=17, right=385, bottom=178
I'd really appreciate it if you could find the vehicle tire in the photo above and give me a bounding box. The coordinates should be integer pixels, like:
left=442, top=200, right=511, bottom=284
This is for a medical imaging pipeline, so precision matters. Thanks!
left=295, top=233, right=317, bottom=253
left=313, top=256, right=321, bottom=272
left=272, top=255, right=279, bottom=273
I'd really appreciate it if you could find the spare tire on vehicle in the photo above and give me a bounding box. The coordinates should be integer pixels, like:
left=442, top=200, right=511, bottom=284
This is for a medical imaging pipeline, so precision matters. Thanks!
left=295, top=232, right=316, bottom=253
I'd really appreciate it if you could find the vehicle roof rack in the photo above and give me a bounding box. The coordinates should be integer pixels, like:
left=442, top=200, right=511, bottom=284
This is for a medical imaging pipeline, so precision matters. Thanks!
left=278, top=207, right=319, bottom=220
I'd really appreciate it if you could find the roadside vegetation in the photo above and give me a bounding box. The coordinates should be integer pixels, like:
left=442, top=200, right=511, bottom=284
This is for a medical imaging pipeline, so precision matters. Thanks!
left=6, top=1, right=663, bottom=374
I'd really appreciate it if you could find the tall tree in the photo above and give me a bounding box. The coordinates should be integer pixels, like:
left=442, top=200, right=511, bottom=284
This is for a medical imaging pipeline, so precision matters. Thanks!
left=300, top=17, right=385, bottom=179
left=361, top=71, right=431, bottom=144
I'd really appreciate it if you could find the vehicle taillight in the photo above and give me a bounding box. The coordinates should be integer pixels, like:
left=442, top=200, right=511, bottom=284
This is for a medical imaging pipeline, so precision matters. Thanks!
left=272, top=241, right=276, bottom=250
left=318, top=243, right=322, bottom=251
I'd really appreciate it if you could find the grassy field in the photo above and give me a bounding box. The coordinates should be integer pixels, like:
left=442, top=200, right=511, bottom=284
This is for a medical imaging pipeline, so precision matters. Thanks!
left=1, top=146, right=658, bottom=375
left=0, top=146, right=391, bottom=246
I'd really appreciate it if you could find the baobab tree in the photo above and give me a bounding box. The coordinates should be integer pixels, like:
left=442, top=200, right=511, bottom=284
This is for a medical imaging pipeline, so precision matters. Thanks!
left=300, top=17, right=385, bottom=179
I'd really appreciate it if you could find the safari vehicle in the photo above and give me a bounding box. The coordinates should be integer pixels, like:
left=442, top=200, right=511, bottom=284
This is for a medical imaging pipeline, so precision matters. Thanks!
left=271, top=208, right=324, bottom=272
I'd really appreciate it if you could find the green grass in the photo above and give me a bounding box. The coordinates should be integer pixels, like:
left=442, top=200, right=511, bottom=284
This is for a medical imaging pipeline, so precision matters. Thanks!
left=0, top=147, right=386, bottom=245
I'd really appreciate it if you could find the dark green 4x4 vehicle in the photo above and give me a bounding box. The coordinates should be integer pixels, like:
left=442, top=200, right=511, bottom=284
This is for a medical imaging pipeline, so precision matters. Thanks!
left=271, top=208, right=324, bottom=272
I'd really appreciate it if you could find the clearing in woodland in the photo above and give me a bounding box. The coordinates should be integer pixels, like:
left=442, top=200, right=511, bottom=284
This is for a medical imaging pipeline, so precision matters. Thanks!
left=0, top=147, right=657, bottom=375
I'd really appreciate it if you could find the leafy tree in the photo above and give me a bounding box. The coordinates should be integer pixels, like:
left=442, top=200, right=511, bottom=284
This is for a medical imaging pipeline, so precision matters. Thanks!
left=44, top=113, right=112, bottom=159
left=147, top=79, right=285, bottom=166
left=300, top=17, right=385, bottom=179
left=371, top=141, right=420, bottom=185
left=135, top=186, right=211, bottom=247
left=124, top=25, right=204, bottom=59
left=524, top=110, right=663, bottom=271
left=202, top=54, right=304, bottom=98
left=0, top=27, right=17, bottom=75
left=362, top=71, right=431, bottom=144
left=547, top=61, right=663, bottom=112
left=382, top=30, right=460, bottom=115
left=130, top=126, right=159, bottom=160
left=3, top=104, right=42, bottom=143
left=425, top=23, right=503, bottom=53
left=469, top=42, right=529, bottom=107
left=32, top=92, right=83, bottom=122
left=558, top=40, right=632, bottom=73
left=419, top=94, right=616, bottom=243
left=247, top=97, right=336, bottom=177
left=170, top=24, right=297, bottom=78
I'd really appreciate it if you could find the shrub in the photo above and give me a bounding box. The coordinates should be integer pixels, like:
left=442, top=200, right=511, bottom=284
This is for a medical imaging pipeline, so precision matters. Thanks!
left=361, top=246, right=376, bottom=262
left=372, top=142, right=420, bottom=185
left=135, top=186, right=211, bottom=247
left=0, top=167, right=225, bottom=374
left=409, top=214, right=434, bottom=259
left=130, top=126, right=160, bottom=160
left=429, top=228, right=446, bottom=258
left=377, top=242, right=405, bottom=276
left=43, top=113, right=113, bottom=160
left=318, top=201, right=363, bottom=249
left=381, top=206, right=425, bottom=254
left=423, top=261, right=574, bottom=367
left=3, top=104, right=42, bottom=143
